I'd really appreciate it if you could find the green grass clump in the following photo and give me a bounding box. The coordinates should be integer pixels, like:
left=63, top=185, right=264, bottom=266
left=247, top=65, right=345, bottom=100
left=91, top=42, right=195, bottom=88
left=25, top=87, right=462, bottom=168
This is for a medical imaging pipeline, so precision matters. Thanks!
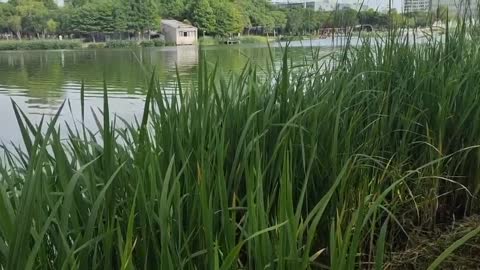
left=2, top=26, right=480, bottom=269
left=0, top=39, right=82, bottom=50
left=87, top=43, right=106, bottom=49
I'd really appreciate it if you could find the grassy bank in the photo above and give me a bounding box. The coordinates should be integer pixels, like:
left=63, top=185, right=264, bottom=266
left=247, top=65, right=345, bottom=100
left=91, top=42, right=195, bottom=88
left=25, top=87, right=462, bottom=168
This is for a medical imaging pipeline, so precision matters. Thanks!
left=0, top=39, right=82, bottom=50
left=2, top=27, right=480, bottom=269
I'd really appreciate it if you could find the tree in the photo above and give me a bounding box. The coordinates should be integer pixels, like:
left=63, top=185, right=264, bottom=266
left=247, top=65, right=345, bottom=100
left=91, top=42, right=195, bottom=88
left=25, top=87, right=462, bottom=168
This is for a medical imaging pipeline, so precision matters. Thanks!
left=390, top=9, right=406, bottom=27
left=158, top=0, right=184, bottom=19
left=405, top=11, right=431, bottom=27
left=211, top=1, right=245, bottom=36
left=46, top=18, right=57, bottom=34
left=8, top=15, right=22, bottom=39
left=272, top=10, right=287, bottom=31
left=189, top=0, right=215, bottom=34
left=54, top=6, right=74, bottom=34
left=15, top=0, right=49, bottom=38
left=0, top=3, right=15, bottom=34
left=286, top=9, right=304, bottom=35
left=70, top=2, right=121, bottom=41
left=40, top=0, right=57, bottom=9
left=64, top=0, right=89, bottom=7
left=123, top=0, right=158, bottom=38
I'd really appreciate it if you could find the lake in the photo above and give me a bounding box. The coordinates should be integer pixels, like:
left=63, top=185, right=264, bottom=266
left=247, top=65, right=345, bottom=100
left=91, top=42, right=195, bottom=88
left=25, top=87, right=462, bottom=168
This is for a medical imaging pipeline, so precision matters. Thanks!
left=0, top=38, right=355, bottom=144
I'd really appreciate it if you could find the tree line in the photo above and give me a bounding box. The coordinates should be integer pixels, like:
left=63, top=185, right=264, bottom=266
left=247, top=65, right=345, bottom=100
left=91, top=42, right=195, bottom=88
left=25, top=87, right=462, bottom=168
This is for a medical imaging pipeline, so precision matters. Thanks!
left=0, top=0, right=452, bottom=41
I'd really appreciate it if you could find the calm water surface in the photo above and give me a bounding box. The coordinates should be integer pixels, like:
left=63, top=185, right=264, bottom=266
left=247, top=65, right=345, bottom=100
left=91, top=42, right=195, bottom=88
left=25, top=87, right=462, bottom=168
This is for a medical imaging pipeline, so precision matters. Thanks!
left=0, top=39, right=350, bottom=144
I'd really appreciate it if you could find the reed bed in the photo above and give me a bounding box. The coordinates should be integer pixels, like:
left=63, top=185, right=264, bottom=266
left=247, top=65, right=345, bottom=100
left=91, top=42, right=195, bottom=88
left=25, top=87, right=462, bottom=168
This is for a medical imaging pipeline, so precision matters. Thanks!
left=1, top=26, right=480, bottom=269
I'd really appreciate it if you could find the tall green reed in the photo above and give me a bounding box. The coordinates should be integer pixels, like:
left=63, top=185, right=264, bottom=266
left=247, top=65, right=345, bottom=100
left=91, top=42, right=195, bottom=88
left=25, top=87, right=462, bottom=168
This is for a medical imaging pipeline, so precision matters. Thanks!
left=2, top=23, right=480, bottom=269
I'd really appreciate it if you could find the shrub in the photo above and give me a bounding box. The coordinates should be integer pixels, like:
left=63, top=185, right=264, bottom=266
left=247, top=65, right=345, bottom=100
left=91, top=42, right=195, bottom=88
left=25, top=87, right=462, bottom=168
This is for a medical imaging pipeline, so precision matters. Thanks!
left=105, top=40, right=138, bottom=48
left=87, top=43, right=106, bottom=49
left=0, top=39, right=82, bottom=51
left=153, top=39, right=165, bottom=47
left=140, top=40, right=155, bottom=47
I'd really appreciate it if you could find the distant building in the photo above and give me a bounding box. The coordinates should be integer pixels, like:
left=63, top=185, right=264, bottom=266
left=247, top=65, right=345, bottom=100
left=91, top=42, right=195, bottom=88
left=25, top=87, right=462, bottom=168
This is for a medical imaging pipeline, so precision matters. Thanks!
left=403, top=0, right=431, bottom=12
left=430, top=0, right=478, bottom=17
left=271, top=0, right=368, bottom=11
left=271, top=0, right=336, bottom=11
left=403, top=0, right=479, bottom=16
left=161, top=20, right=197, bottom=46
left=336, top=2, right=366, bottom=10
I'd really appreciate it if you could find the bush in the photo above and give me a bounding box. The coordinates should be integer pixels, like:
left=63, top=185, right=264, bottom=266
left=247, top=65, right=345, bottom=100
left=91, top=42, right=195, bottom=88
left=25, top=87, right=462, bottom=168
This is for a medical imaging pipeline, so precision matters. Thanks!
left=0, top=39, right=82, bottom=51
left=140, top=40, right=155, bottom=47
left=87, top=43, right=106, bottom=49
left=105, top=40, right=138, bottom=48
left=153, top=39, right=165, bottom=47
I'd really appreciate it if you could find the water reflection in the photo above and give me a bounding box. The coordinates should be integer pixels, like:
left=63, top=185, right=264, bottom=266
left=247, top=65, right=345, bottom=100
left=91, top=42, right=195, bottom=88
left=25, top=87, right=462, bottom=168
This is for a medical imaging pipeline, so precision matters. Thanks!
left=0, top=42, right=334, bottom=144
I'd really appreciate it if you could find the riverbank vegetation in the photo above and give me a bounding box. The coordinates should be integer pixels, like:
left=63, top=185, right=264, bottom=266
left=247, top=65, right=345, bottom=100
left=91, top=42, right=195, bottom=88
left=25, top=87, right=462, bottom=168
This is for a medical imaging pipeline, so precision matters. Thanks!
left=0, top=39, right=174, bottom=51
left=0, top=0, right=453, bottom=42
left=0, top=39, right=81, bottom=50
left=1, top=22, right=480, bottom=269
left=198, top=35, right=270, bottom=46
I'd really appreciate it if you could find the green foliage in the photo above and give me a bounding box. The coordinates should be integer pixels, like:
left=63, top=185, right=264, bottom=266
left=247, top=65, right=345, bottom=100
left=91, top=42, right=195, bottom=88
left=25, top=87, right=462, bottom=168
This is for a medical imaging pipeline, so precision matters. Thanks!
left=188, top=0, right=216, bottom=34
left=211, top=1, right=245, bottom=36
left=7, top=15, right=22, bottom=37
left=70, top=2, right=125, bottom=35
left=1, top=0, right=446, bottom=43
left=272, top=10, right=287, bottom=29
left=139, top=38, right=167, bottom=47
left=158, top=0, right=185, bottom=19
left=46, top=18, right=57, bottom=34
left=0, top=39, right=81, bottom=50
left=2, top=27, right=480, bottom=269
left=0, top=3, right=15, bottom=32
left=140, top=39, right=154, bottom=47
left=123, top=0, right=158, bottom=33
left=153, top=38, right=165, bottom=46
left=405, top=11, right=432, bottom=27
left=87, top=42, right=105, bottom=48
left=16, top=0, right=49, bottom=36
left=358, top=8, right=389, bottom=27
left=105, top=39, right=138, bottom=48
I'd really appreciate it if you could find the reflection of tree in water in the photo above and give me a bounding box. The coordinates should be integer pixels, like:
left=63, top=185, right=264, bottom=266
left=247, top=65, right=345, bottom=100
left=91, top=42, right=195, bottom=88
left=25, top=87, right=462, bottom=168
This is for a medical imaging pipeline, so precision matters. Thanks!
left=201, top=46, right=280, bottom=78
left=0, top=52, right=65, bottom=109
left=0, top=46, right=307, bottom=108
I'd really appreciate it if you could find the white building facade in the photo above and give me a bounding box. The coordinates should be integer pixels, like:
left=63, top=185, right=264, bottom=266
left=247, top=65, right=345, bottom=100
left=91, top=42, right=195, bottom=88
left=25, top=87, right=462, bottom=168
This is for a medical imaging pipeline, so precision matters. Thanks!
left=431, top=0, right=478, bottom=16
left=270, top=0, right=367, bottom=11
left=403, top=0, right=431, bottom=12
left=271, top=0, right=336, bottom=11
